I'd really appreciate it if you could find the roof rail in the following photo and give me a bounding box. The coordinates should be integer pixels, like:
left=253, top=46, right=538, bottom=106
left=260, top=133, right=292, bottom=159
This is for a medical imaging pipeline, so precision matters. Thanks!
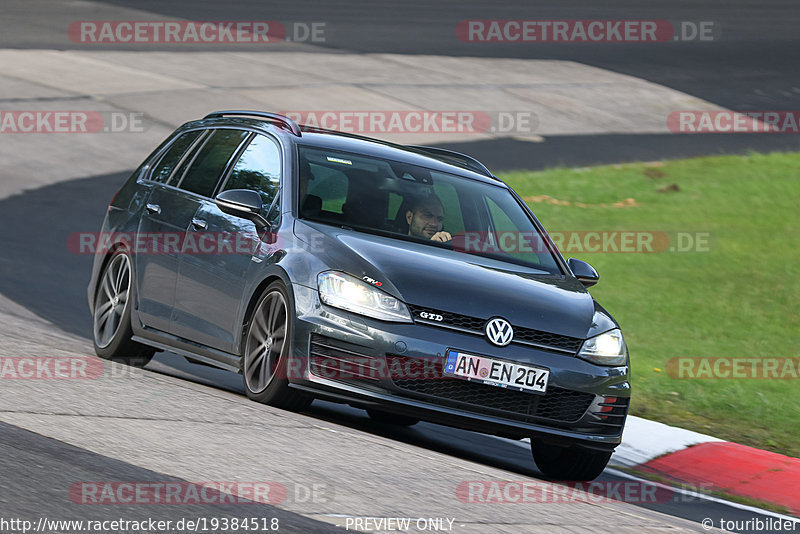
left=407, top=145, right=493, bottom=177
left=203, top=110, right=302, bottom=137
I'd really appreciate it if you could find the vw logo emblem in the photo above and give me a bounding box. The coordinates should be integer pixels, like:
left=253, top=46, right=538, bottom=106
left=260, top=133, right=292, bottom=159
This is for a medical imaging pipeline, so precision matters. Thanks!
left=485, top=317, right=514, bottom=347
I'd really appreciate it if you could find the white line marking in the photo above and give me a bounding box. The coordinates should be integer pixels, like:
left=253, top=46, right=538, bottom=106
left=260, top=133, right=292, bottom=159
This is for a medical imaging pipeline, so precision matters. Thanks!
left=605, top=467, right=800, bottom=524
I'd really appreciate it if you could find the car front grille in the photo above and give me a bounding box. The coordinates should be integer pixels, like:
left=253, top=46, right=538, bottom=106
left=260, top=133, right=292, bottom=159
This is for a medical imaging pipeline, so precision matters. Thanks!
left=387, top=355, right=595, bottom=424
left=406, top=304, right=583, bottom=355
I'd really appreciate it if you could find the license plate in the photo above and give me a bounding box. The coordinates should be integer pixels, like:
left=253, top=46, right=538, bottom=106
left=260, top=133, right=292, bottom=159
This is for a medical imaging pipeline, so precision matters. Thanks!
left=443, top=350, right=549, bottom=394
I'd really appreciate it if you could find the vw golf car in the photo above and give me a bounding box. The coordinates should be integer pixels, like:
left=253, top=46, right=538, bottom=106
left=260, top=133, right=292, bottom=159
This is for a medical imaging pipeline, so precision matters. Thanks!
left=88, top=111, right=630, bottom=480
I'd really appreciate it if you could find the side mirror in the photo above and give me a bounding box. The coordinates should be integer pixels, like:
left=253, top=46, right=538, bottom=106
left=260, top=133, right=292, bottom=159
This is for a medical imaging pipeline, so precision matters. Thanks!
left=215, top=189, right=269, bottom=227
left=568, top=258, right=599, bottom=288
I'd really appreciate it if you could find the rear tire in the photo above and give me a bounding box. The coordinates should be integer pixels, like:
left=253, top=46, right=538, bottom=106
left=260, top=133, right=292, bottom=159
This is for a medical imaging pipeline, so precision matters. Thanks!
left=242, top=282, right=312, bottom=411
left=531, top=441, right=612, bottom=481
left=366, top=409, right=419, bottom=427
left=92, top=250, right=154, bottom=367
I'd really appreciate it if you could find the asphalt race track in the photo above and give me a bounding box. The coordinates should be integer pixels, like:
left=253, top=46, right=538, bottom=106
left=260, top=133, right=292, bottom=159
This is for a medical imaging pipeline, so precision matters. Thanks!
left=0, top=422, right=339, bottom=533
left=4, top=0, right=800, bottom=165
left=8, top=0, right=800, bottom=110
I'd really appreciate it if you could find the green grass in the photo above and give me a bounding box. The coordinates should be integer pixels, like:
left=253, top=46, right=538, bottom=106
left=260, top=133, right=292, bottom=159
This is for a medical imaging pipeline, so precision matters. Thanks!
left=498, top=152, right=800, bottom=458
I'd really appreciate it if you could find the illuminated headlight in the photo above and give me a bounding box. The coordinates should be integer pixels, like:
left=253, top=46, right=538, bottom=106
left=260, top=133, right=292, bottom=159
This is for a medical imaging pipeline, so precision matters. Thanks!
left=318, top=271, right=412, bottom=323
left=578, top=329, right=627, bottom=366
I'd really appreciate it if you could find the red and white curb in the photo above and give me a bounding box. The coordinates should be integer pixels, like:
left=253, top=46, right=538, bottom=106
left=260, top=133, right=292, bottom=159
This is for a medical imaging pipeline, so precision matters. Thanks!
left=609, top=415, right=725, bottom=467
left=516, top=415, right=800, bottom=517
left=612, top=416, right=800, bottom=515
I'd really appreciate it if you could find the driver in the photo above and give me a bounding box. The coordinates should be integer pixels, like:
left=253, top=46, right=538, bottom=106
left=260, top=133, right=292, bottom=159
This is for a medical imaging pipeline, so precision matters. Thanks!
left=405, top=194, right=451, bottom=242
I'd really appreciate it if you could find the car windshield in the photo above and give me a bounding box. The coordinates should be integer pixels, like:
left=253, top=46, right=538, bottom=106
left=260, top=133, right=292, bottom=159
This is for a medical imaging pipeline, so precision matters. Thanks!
left=297, top=145, right=562, bottom=274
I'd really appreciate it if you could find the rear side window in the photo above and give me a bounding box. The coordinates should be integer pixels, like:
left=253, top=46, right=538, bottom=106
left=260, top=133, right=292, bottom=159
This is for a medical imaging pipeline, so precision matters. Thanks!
left=149, top=130, right=203, bottom=183
left=221, top=134, right=282, bottom=222
left=178, top=129, right=250, bottom=197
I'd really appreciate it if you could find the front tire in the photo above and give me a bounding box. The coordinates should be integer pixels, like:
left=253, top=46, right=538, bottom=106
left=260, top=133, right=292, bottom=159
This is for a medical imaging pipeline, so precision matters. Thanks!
left=531, top=441, right=612, bottom=481
left=92, top=250, right=154, bottom=367
left=242, top=282, right=312, bottom=411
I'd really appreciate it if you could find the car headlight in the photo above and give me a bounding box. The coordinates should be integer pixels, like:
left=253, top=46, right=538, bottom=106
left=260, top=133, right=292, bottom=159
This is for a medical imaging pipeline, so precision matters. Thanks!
left=578, top=328, right=627, bottom=366
left=317, top=271, right=412, bottom=323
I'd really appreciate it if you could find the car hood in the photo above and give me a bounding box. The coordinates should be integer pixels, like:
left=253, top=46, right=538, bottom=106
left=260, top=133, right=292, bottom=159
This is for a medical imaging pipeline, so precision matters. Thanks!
left=294, top=221, right=597, bottom=339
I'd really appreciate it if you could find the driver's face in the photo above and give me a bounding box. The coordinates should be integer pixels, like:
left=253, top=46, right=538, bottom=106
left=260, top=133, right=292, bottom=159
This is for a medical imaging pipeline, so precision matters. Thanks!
left=407, top=203, right=444, bottom=239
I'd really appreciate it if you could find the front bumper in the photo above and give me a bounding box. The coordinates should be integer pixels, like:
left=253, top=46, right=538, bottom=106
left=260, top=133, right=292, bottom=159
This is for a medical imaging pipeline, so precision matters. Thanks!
left=289, top=284, right=630, bottom=450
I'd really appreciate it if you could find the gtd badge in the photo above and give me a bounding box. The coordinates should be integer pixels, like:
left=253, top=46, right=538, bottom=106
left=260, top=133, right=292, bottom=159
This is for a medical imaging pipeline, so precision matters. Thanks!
left=419, top=311, right=443, bottom=322
left=485, top=317, right=514, bottom=346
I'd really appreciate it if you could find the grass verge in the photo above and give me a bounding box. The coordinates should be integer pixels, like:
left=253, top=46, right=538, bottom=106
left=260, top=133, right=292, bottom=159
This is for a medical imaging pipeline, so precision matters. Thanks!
left=498, top=152, right=799, bottom=458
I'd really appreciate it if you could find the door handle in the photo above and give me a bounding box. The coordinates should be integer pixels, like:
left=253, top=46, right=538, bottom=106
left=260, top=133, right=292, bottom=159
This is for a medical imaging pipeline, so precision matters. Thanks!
left=191, top=218, right=208, bottom=230
left=145, top=203, right=161, bottom=215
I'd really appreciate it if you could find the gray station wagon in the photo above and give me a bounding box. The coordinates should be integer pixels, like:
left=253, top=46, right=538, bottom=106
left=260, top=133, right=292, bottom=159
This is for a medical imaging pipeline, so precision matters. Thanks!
left=88, top=111, right=630, bottom=480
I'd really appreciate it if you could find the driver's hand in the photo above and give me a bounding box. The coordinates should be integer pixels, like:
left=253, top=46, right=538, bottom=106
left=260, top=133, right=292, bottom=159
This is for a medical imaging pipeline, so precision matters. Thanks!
left=431, top=231, right=452, bottom=242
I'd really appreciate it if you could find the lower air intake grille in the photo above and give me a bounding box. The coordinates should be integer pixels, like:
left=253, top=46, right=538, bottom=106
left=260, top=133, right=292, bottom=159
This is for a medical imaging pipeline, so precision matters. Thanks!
left=309, top=334, right=382, bottom=381
left=589, top=396, right=630, bottom=435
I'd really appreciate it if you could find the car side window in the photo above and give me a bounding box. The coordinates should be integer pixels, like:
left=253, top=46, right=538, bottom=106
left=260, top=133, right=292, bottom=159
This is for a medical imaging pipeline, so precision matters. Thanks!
left=177, top=129, right=250, bottom=198
left=149, top=130, right=203, bottom=183
left=221, top=134, right=282, bottom=222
